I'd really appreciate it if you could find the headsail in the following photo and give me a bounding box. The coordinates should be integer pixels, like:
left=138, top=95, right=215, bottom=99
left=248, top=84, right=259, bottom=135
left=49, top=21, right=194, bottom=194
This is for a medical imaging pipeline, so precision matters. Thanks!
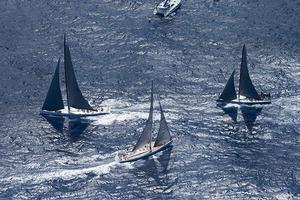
left=218, top=70, right=237, bottom=101
left=64, top=35, right=95, bottom=111
left=133, top=82, right=154, bottom=151
left=154, top=102, right=171, bottom=147
left=238, top=45, right=260, bottom=100
left=42, top=59, right=64, bottom=111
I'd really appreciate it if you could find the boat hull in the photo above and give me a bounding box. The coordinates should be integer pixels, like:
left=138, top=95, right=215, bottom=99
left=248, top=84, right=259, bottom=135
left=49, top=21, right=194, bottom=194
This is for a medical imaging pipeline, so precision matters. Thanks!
left=216, top=99, right=271, bottom=105
left=154, top=0, right=181, bottom=17
left=40, top=107, right=111, bottom=117
left=119, top=141, right=172, bottom=163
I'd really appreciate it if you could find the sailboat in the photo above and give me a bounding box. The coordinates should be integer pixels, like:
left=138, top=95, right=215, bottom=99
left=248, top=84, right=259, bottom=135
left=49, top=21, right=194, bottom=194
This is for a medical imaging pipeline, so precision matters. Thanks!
left=217, top=45, right=271, bottom=105
left=41, top=35, right=110, bottom=117
left=119, top=82, right=172, bottom=163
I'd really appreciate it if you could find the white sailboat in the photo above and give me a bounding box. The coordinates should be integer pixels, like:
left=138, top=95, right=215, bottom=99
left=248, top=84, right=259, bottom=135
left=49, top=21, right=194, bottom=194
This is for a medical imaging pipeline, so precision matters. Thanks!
left=217, top=45, right=271, bottom=105
left=153, top=0, right=182, bottom=17
left=41, top=35, right=111, bottom=117
left=119, top=82, right=172, bottom=163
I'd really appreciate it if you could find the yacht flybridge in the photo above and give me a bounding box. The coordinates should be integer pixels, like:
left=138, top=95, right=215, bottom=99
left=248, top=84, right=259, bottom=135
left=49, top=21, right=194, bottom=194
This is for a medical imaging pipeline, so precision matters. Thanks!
left=154, top=0, right=181, bottom=17
left=217, top=45, right=271, bottom=105
left=41, top=35, right=110, bottom=117
left=119, top=82, right=172, bottom=163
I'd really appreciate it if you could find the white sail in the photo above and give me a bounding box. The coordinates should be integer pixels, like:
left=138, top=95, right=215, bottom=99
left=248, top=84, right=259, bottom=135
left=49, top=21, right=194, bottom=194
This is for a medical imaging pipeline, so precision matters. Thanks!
left=154, top=102, right=171, bottom=147
left=132, top=82, right=154, bottom=151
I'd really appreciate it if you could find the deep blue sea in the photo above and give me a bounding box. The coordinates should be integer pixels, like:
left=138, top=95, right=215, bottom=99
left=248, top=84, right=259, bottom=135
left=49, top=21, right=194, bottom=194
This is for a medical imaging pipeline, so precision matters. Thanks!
left=0, top=0, right=299, bottom=199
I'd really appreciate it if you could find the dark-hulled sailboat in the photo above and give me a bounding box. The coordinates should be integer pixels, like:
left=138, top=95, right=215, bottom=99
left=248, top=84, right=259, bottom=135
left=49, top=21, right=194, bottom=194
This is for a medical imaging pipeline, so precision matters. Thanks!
left=119, top=82, right=172, bottom=163
left=217, top=45, right=271, bottom=105
left=41, top=35, right=110, bottom=117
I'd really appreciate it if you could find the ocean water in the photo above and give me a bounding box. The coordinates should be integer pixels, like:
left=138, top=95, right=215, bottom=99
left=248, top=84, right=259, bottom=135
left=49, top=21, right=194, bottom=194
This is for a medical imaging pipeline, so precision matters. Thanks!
left=0, top=0, right=299, bottom=199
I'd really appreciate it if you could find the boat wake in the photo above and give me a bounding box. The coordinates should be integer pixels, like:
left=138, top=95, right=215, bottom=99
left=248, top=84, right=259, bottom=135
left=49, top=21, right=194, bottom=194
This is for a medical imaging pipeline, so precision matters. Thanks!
left=1, top=155, right=132, bottom=186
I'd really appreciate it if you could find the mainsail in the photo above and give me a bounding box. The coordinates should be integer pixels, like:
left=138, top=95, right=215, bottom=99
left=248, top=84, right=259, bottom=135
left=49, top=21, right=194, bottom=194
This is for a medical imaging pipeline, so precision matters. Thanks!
left=154, top=102, right=171, bottom=147
left=42, top=59, right=64, bottom=111
left=238, top=45, right=260, bottom=100
left=64, top=35, right=95, bottom=111
left=219, top=70, right=237, bottom=101
left=133, top=82, right=154, bottom=151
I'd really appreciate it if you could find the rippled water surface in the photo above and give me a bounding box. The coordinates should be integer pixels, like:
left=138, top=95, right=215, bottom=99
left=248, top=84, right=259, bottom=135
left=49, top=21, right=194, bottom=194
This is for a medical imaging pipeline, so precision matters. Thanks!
left=0, top=0, right=299, bottom=199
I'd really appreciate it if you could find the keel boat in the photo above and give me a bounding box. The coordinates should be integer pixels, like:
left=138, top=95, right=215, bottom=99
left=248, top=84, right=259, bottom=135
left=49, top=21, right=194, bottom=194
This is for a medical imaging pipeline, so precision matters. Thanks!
left=119, top=82, right=172, bottom=163
left=217, top=45, right=271, bottom=105
left=154, top=0, right=181, bottom=17
left=41, top=35, right=110, bottom=117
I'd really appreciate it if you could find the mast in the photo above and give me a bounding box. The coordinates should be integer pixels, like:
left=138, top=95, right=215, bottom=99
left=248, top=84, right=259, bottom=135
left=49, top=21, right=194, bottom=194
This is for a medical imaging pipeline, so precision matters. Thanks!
left=238, top=45, right=244, bottom=100
left=64, top=34, right=70, bottom=113
left=149, top=81, right=153, bottom=152
left=238, top=45, right=246, bottom=101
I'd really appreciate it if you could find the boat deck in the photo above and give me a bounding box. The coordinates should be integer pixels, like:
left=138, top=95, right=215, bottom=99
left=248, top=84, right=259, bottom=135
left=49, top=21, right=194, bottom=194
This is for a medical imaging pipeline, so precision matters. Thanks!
left=154, top=0, right=181, bottom=17
left=217, top=95, right=271, bottom=105
left=119, top=141, right=172, bottom=163
left=41, top=106, right=111, bottom=117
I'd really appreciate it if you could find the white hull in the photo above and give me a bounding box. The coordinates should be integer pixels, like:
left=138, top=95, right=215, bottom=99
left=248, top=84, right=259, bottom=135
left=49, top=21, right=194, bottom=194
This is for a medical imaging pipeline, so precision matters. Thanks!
left=217, top=98, right=271, bottom=105
left=119, top=141, right=172, bottom=163
left=41, top=106, right=111, bottom=117
left=231, top=99, right=271, bottom=105
left=154, top=0, right=181, bottom=17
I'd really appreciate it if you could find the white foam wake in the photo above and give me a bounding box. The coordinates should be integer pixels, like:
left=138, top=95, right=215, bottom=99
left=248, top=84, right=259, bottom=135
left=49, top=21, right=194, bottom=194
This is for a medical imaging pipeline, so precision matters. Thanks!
left=2, top=161, right=114, bottom=185
left=2, top=154, right=135, bottom=185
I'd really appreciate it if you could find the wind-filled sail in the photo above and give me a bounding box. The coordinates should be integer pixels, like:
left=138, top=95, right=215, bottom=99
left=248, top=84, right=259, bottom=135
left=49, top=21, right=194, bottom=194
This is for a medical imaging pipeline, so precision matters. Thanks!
left=42, top=59, right=64, bottom=111
left=238, top=45, right=261, bottom=100
left=154, top=102, right=171, bottom=147
left=64, top=35, right=95, bottom=111
left=133, top=82, right=154, bottom=151
left=218, top=70, right=237, bottom=101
